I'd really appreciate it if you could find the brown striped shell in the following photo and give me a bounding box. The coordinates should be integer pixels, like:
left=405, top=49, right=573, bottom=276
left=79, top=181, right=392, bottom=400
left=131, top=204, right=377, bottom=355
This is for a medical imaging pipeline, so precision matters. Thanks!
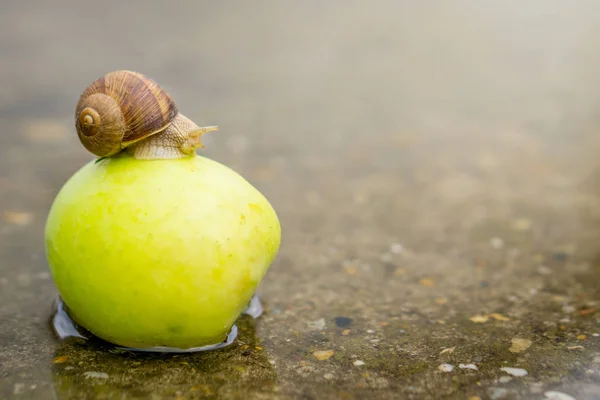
left=75, top=70, right=178, bottom=157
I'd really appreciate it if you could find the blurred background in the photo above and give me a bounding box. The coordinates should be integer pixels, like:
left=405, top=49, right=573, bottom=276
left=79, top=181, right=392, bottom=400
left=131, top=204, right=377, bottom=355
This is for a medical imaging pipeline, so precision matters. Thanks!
left=3, top=1, right=600, bottom=399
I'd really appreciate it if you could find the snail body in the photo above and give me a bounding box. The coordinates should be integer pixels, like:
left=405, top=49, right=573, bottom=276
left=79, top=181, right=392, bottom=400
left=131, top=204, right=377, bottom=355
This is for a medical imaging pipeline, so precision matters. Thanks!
left=44, top=71, right=280, bottom=350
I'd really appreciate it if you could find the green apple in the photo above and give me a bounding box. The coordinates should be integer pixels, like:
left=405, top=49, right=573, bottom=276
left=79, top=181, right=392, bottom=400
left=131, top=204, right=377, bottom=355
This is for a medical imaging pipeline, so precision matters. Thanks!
left=45, top=153, right=281, bottom=349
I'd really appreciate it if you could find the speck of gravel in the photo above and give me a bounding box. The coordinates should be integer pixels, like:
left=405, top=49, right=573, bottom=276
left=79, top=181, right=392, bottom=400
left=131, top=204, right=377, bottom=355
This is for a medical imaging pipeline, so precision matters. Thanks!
left=562, top=304, right=576, bottom=313
left=537, top=265, right=552, bottom=275
left=500, top=367, right=528, bottom=377
left=334, top=316, right=353, bottom=328
left=389, top=243, right=404, bottom=254
left=83, top=371, right=109, bottom=379
left=490, top=237, right=504, bottom=249
left=438, top=364, right=454, bottom=372
left=308, top=318, right=326, bottom=331
left=544, top=391, right=576, bottom=400
left=509, top=338, right=532, bottom=353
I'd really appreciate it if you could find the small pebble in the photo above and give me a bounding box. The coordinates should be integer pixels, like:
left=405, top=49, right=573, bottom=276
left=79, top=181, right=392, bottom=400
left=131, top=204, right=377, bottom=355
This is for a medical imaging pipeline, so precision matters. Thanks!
left=2, top=211, right=33, bottom=226
left=438, top=364, right=454, bottom=372
left=323, top=373, right=335, bottom=380
left=313, top=350, right=335, bottom=361
left=435, top=297, right=448, bottom=305
left=13, top=383, right=25, bottom=395
left=419, top=277, right=435, bottom=287
left=489, top=313, right=510, bottom=321
left=552, top=252, right=568, bottom=262
left=509, top=338, right=532, bottom=353
left=334, top=317, right=353, bottom=328
left=53, top=355, right=69, bottom=364
left=469, top=315, right=489, bottom=323
left=366, top=329, right=374, bottom=334
left=490, top=237, right=504, bottom=249
left=537, top=265, right=552, bottom=275
left=459, top=363, right=478, bottom=371
left=343, top=264, right=360, bottom=276
left=500, top=367, right=528, bottom=377
left=498, top=376, right=512, bottom=383
left=308, top=318, right=326, bottom=331
left=439, top=347, right=455, bottom=355
left=562, top=305, right=576, bottom=313
left=579, top=308, right=596, bottom=316
left=83, top=371, right=109, bottom=379
left=389, top=243, right=404, bottom=254
left=353, top=360, right=365, bottom=366
left=544, top=391, right=576, bottom=400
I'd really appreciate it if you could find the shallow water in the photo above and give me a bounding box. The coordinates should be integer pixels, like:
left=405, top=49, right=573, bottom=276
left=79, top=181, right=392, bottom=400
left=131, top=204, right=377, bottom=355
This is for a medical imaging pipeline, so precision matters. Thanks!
left=3, top=1, right=600, bottom=399
left=50, top=295, right=264, bottom=353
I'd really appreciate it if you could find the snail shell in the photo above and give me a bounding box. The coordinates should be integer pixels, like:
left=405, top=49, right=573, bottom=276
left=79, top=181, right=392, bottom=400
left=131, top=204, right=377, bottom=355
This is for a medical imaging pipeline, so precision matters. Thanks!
left=75, top=70, right=178, bottom=157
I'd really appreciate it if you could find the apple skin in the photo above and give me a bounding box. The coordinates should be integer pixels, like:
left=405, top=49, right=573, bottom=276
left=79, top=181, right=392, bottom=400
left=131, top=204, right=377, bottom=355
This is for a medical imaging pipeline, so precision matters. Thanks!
left=44, top=154, right=281, bottom=349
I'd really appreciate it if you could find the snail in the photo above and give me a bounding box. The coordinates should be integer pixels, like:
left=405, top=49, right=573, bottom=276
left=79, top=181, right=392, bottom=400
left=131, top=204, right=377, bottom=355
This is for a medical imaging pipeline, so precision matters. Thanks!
left=45, top=71, right=281, bottom=351
left=75, top=70, right=218, bottom=159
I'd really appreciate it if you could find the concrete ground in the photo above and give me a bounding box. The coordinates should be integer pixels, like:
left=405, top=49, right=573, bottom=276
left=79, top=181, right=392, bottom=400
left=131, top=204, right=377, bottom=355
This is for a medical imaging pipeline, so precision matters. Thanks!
left=3, top=1, right=600, bottom=399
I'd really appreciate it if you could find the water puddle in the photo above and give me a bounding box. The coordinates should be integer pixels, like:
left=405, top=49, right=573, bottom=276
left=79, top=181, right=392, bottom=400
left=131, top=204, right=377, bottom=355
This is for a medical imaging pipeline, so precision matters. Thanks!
left=50, top=295, right=264, bottom=353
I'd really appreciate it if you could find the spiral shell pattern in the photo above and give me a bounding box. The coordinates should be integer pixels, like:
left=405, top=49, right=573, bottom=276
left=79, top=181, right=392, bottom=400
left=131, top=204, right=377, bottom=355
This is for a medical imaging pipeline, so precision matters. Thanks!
left=75, top=70, right=178, bottom=157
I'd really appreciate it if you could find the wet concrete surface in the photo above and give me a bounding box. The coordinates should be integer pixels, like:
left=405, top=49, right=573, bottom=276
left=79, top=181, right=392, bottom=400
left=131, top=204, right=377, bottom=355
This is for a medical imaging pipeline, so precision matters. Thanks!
left=3, top=1, right=600, bottom=399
